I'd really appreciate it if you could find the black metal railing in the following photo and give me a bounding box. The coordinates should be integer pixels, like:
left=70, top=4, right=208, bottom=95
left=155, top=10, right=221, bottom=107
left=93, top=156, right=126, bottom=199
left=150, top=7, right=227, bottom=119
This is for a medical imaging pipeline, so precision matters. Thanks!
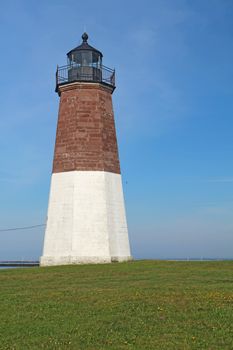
left=56, top=64, right=115, bottom=91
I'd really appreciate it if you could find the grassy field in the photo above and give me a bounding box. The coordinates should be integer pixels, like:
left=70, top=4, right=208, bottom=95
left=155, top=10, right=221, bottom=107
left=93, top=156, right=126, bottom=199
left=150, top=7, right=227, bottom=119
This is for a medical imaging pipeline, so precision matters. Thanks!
left=0, top=260, right=233, bottom=350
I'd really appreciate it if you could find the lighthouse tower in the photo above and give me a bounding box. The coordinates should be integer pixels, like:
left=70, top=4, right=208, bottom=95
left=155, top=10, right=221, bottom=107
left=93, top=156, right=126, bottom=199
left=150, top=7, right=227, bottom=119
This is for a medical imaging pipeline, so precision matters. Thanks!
left=40, top=33, right=132, bottom=266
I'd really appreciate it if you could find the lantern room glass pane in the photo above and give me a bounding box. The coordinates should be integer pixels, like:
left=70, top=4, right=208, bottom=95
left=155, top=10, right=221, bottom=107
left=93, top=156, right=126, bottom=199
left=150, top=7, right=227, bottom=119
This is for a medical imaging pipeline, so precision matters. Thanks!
left=81, top=51, right=92, bottom=66
left=68, top=50, right=102, bottom=68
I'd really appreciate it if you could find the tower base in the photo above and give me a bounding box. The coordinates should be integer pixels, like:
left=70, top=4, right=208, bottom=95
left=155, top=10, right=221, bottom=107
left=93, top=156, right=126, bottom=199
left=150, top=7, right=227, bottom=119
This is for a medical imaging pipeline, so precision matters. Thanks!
left=40, top=171, right=132, bottom=267
left=40, top=255, right=132, bottom=266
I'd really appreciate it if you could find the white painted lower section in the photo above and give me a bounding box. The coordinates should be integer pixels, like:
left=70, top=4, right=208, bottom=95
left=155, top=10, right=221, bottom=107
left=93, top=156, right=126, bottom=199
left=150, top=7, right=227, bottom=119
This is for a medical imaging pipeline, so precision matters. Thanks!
left=40, top=171, right=132, bottom=266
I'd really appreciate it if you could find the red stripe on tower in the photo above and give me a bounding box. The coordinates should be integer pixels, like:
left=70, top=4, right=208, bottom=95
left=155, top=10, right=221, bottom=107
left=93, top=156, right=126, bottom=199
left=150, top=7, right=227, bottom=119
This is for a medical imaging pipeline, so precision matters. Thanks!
left=53, top=83, right=120, bottom=174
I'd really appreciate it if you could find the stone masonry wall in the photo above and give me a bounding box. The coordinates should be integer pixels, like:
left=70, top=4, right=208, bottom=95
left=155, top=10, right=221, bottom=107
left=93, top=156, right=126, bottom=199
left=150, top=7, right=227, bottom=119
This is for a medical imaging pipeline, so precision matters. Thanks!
left=52, top=83, right=121, bottom=174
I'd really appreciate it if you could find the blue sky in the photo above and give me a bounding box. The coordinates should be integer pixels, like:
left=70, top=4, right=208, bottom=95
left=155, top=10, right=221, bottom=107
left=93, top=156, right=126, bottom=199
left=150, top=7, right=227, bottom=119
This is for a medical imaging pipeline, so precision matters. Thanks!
left=0, top=0, right=233, bottom=260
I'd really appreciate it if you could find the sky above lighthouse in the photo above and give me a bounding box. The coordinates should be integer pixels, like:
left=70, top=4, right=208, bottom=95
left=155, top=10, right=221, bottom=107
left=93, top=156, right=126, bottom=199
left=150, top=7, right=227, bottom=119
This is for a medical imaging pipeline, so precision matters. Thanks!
left=0, top=0, right=233, bottom=260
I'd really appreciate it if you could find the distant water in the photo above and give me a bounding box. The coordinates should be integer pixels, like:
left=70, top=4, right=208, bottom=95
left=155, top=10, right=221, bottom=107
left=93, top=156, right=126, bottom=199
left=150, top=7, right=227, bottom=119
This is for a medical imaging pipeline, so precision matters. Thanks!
left=0, top=266, right=27, bottom=269
left=0, top=266, right=38, bottom=270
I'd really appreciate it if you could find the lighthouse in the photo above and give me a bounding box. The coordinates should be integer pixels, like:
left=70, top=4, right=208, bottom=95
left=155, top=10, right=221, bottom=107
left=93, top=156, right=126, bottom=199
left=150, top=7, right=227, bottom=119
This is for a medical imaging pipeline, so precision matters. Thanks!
left=40, top=33, right=132, bottom=266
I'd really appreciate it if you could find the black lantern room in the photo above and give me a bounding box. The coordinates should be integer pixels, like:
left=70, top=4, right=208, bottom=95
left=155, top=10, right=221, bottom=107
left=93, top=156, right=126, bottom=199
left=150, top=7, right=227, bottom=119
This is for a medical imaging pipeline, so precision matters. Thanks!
left=67, top=33, right=103, bottom=82
left=56, top=33, right=115, bottom=92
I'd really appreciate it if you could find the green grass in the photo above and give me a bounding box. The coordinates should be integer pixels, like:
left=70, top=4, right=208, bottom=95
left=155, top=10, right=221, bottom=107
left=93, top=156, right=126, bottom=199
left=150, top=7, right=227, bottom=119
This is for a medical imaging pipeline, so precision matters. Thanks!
left=0, top=260, right=233, bottom=350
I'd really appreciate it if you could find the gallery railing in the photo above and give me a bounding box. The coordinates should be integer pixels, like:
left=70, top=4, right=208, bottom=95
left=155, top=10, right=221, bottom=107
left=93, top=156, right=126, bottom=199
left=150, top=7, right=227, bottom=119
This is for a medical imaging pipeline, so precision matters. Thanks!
left=56, top=64, right=115, bottom=91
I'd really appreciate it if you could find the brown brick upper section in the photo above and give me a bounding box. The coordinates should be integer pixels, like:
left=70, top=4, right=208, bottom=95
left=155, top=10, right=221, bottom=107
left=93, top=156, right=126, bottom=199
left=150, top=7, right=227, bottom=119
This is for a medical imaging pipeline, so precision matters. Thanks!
left=52, top=82, right=121, bottom=174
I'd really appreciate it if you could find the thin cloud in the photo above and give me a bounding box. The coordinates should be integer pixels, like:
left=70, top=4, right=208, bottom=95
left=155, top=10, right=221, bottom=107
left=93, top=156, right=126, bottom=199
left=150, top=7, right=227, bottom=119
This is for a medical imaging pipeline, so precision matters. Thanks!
left=207, top=177, right=233, bottom=183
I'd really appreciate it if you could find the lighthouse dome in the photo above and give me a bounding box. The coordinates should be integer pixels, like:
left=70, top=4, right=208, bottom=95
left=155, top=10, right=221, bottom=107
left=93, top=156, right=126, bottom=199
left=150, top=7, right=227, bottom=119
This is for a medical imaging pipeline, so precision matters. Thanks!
left=67, top=33, right=103, bottom=65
